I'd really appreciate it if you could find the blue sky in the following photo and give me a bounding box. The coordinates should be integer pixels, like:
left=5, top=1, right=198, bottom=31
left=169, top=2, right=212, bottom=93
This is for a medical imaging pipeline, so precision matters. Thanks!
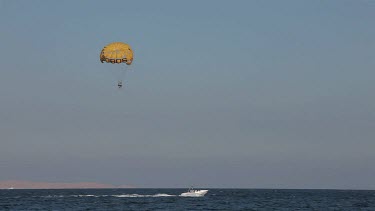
left=0, top=0, right=374, bottom=188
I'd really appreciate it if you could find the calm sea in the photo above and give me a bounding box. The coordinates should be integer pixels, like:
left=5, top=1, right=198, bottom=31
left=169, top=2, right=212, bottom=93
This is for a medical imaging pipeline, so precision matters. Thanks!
left=1, top=189, right=374, bottom=210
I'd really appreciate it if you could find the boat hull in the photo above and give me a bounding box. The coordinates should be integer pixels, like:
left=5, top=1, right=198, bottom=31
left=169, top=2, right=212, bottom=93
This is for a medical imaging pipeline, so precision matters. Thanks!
left=180, top=190, right=208, bottom=197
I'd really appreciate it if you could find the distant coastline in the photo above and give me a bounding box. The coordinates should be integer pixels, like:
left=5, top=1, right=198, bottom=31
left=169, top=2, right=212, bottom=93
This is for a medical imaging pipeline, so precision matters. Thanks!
left=0, top=180, right=135, bottom=189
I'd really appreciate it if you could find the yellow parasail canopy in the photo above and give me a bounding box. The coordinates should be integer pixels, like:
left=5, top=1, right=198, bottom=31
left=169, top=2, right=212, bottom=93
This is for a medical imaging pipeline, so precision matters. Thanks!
left=100, top=42, right=133, bottom=65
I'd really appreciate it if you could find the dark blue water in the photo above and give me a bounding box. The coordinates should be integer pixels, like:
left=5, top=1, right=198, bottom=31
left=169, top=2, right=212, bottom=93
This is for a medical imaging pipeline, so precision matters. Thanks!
left=1, top=189, right=375, bottom=210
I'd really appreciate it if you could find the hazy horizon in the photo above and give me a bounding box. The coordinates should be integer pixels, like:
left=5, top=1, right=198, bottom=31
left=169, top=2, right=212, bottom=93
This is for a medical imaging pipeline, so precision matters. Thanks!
left=1, top=0, right=374, bottom=189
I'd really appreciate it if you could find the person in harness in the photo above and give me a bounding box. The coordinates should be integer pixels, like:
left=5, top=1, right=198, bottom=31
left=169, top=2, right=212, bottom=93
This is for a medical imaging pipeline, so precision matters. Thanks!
left=118, top=80, right=123, bottom=88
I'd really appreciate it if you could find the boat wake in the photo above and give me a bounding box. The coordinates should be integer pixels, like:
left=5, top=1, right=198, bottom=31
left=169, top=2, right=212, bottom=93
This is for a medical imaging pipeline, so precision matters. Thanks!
left=113, top=193, right=175, bottom=197
left=42, top=193, right=176, bottom=198
left=40, top=189, right=208, bottom=198
left=41, top=191, right=207, bottom=198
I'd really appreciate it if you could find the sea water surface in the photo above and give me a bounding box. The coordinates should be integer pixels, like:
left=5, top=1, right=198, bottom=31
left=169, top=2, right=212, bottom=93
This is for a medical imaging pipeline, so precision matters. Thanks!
left=1, top=189, right=375, bottom=210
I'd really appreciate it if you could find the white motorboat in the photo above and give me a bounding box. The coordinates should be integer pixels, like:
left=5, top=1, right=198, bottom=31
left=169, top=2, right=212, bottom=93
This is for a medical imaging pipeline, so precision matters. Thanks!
left=180, top=188, right=208, bottom=197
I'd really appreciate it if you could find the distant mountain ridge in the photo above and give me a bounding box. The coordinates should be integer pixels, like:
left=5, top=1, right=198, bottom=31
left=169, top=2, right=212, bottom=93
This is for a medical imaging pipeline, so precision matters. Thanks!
left=0, top=180, right=135, bottom=189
